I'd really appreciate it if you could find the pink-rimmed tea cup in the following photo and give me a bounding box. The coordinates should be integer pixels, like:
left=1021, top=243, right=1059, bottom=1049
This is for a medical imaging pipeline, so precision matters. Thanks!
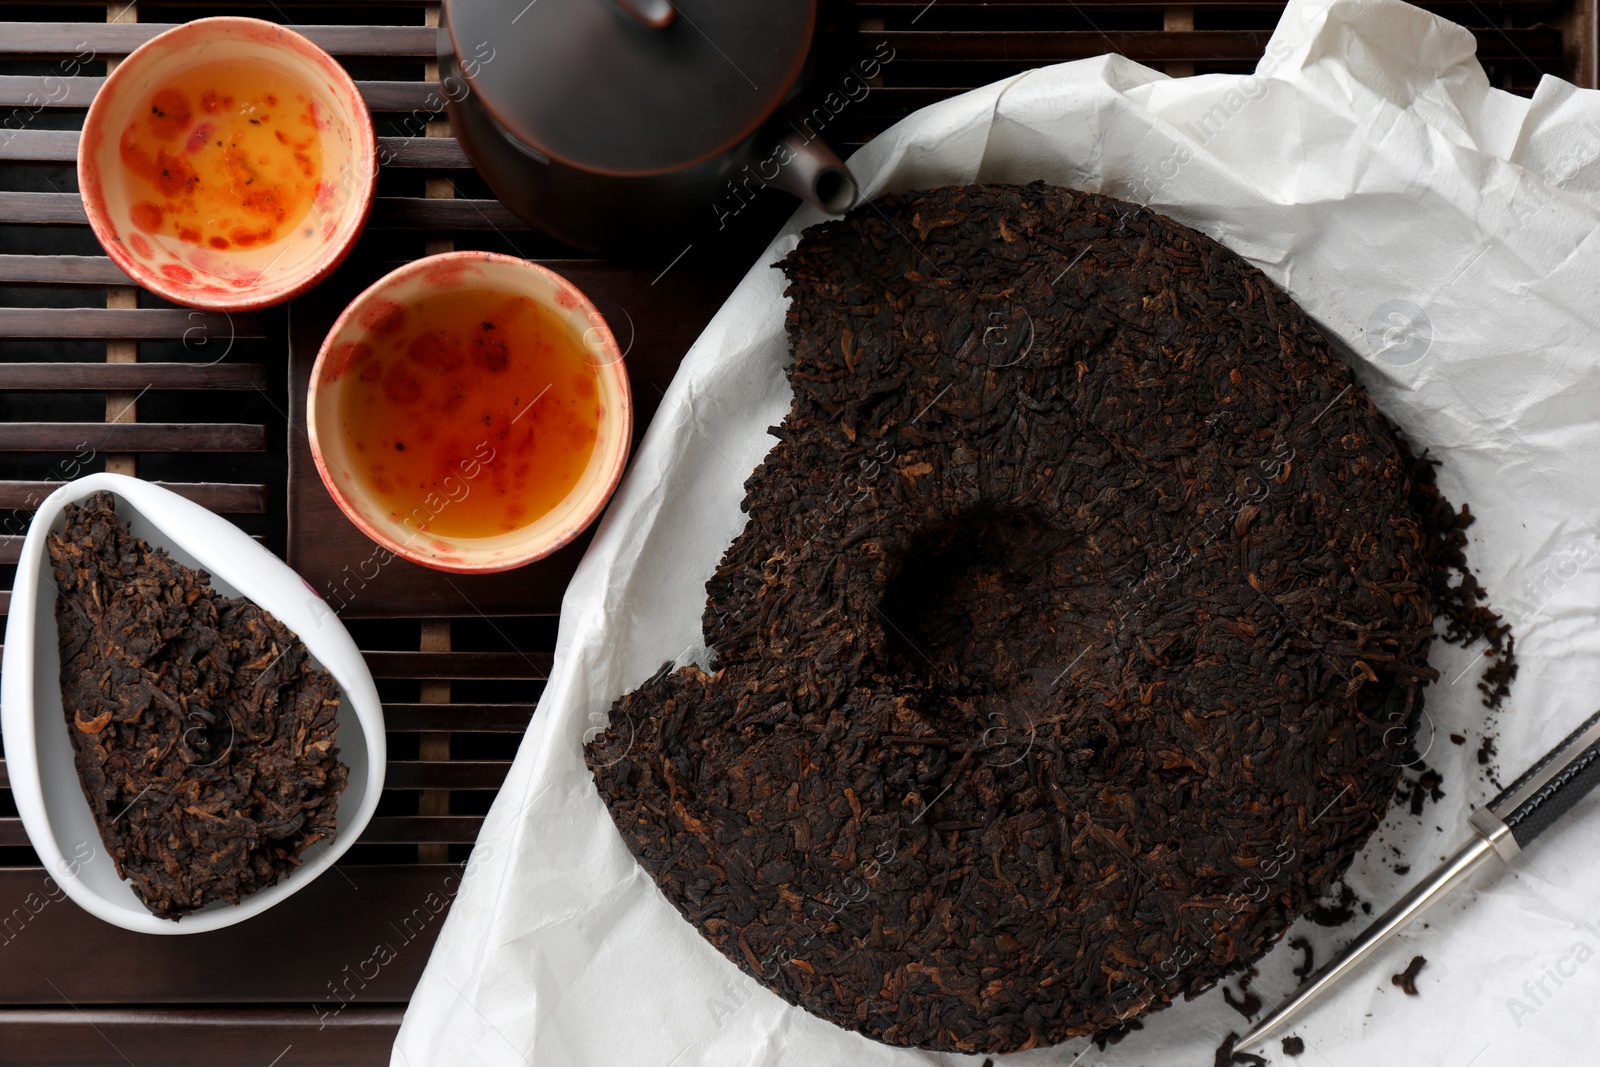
left=79, top=17, right=376, bottom=311
left=308, top=252, right=633, bottom=574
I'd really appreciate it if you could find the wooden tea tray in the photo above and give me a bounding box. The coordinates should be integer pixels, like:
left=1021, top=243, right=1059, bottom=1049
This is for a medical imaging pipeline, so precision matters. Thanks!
left=0, top=0, right=1590, bottom=1061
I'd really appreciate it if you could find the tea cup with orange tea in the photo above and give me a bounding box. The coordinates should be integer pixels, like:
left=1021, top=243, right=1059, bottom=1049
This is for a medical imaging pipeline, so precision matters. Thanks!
left=308, top=253, right=633, bottom=573
left=79, top=17, right=376, bottom=311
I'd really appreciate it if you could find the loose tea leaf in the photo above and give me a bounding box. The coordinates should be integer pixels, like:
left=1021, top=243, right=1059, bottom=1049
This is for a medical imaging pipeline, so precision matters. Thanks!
left=1290, top=936, right=1316, bottom=980
left=1392, top=954, right=1427, bottom=995
left=587, top=184, right=1513, bottom=1051
left=50, top=492, right=347, bottom=919
left=1310, top=881, right=1362, bottom=928
left=1222, top=984, right=1263, bottom=1019
left=1214, top=1032, right=1267, bottom=1067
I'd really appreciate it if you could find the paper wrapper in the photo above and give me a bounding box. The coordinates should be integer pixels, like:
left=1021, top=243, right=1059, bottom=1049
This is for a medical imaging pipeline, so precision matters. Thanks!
left=392, top=0, right=1600, bottom=1062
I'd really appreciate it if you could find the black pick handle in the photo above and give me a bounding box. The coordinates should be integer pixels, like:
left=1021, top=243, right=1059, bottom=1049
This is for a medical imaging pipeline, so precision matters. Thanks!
left=1489, top=707, right=1600, bottom=848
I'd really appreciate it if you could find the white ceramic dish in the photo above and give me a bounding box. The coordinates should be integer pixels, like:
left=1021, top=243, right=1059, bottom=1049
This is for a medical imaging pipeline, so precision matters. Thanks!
left=0, top=473, right=384, bottom=934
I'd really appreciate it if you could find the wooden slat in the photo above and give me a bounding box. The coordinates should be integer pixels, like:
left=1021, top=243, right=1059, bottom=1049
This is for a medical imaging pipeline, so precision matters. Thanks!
left=379, top=135, right=471, bottom=168
left=0, top=817, right=26, bottom=847
left=0, top=190, right=529, bottom=230
left=0, top=127, right=75, bottom=162
left=384, top=760, right=512, bottom=790
left=361, top=815, right=484, bottom=844
left=0, top=308, right=262, bottom=340
left=360, top=79, right=446, bottom=112
left=369, top=196, right=530, bottom=230
left=865, top=27, right=1563, bottom=62
left=0, top=761, right=9, bottom=789
left=0, top=253, right=584, bottom=287
left=0, top=75, right=447, bottom=111
left=0, top=1007, right=404, bottom=1066
left=382, top=702, right=537, bottom=731
left=0, top=190, right=89, bottom=224
left=2, top=128, right=471, bottom=169
left=362, top=650, right=551, bottom=680
left=0, top=423, right=265, bottom=452
left=0, top=480, right=266, bottom=512
left=0, top=362, right=268, bottom=390
left=114, top=85, right=928, bottom=139
left=0, top=77, right=1028, bottom=129
left=0, top=254, right=132, bottom=286
left=0, top=73, right=100, bottom=107
left=18, top=0, right=427, bottom=3
left=0, top=23, right=436, bottom=57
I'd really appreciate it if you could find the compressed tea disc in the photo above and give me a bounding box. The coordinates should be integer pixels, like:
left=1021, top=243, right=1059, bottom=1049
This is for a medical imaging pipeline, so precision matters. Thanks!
left=587, top=184, right=1502, bottom=1053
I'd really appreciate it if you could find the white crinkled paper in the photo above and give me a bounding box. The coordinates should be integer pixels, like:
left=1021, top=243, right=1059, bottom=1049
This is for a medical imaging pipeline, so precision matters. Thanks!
left=393, top=1, right=1600, bottom=1062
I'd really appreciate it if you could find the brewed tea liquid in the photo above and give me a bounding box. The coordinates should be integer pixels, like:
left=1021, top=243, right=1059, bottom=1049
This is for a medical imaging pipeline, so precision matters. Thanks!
left=119, top=59, right=324, bottom=250
left=339, top=288, right=602, bottom=539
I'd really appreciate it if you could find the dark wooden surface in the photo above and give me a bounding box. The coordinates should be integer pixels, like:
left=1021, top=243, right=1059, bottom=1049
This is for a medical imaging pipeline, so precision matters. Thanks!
left=0, top=0, right=1591, bottom=1063
left=0, top=866, right=460, bottom=1004
left=0, top=1008, right=408, bottom=1067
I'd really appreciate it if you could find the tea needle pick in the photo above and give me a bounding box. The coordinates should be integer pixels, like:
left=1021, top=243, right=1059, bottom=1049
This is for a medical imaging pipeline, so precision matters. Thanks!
left=1239, top=707, right=1600, bottom=1053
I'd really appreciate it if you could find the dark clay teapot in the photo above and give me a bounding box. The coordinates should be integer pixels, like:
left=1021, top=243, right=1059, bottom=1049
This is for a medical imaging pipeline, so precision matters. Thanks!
left=438, top=0, right=859, bottom=254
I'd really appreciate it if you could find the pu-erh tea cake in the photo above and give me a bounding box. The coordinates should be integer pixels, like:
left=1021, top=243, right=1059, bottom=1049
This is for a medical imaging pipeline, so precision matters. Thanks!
left=49, top=492, right=348, bottom=920
left=585, top=184, right=1513, bottom=1052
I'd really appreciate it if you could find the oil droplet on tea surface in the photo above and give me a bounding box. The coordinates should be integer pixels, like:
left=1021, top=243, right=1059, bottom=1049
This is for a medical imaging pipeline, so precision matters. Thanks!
left=338, top=288, right=602, bottom=539
left=119, top=59, right=324, bottom=250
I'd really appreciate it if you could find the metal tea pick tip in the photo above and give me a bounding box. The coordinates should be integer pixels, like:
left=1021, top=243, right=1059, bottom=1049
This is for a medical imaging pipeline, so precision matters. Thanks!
left=1239, top=707, right=1600, bottom=1053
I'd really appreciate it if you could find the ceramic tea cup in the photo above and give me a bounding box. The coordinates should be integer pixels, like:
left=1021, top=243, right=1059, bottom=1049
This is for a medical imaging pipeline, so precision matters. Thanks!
left=308, top=251, right=633, bottom=573
left=79, top=17, right=376, bottom=310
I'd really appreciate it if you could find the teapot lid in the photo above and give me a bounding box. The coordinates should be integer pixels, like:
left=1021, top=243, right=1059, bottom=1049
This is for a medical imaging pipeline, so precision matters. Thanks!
left=444, top=0, right=816, bottom=175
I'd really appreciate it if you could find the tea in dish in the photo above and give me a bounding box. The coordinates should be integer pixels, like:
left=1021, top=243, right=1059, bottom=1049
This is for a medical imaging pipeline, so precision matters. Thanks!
left=336, top=288, right=603, bottom=539
left=119, top=59, right=324, bottom=252
left=49, top=492, right=348, bottom=921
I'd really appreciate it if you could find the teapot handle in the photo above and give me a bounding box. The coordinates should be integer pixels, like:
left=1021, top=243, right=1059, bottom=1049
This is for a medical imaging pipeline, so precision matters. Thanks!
left=608, top=0, right=675, bottom=29
left=763, top=131, right=858, bottom=216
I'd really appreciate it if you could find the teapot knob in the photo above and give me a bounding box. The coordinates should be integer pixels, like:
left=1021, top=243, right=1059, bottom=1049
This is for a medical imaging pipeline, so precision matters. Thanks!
left=765, top=131, right=858, bottom=216
left=607, top=0, right=675, bottom=29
